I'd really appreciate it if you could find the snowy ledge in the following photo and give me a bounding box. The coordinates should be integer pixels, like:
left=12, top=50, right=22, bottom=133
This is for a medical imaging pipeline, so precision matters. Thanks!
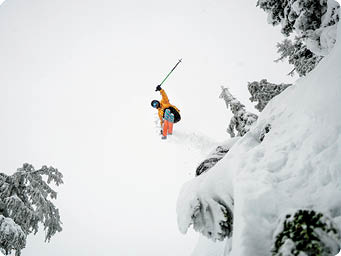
left=177, top=21, right=341, bottom=256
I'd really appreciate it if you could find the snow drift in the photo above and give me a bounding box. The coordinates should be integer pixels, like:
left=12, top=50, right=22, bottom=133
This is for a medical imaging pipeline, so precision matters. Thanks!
left=177, top=15, right=341, bottom=256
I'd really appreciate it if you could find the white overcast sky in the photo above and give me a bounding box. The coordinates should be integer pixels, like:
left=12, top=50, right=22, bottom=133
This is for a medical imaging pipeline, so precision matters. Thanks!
left=0, top=0, right=299, bottom=255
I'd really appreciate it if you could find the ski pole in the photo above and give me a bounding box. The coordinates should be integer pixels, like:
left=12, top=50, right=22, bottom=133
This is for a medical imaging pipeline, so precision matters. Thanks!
left=158, top=59, right=182, bottom=87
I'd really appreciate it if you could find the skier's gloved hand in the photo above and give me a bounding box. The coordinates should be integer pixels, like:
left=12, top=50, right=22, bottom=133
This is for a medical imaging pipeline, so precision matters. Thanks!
left=155, top=85, right=162, bottom=91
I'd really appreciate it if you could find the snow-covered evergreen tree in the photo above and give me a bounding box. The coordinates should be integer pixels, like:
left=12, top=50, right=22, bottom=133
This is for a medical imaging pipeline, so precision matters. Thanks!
left=0, top=163, right=63, bottom=256
left=257, top=0, right=340, bottom=76
left=276, top=38, right=322, bottom=76
left=272, top=210, right=340, bottom=256
left=248, top=79, right=292, bottom=112
left=219, top=86, right=258, bottom=138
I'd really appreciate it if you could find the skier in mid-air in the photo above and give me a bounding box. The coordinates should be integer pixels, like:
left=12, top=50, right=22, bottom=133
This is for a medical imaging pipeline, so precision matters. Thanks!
left=151, top=85, right=181, bottom=139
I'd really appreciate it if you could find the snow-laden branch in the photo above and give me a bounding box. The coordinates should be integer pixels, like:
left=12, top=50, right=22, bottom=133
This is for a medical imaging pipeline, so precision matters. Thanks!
left=0, top=163, right=63, bottom=255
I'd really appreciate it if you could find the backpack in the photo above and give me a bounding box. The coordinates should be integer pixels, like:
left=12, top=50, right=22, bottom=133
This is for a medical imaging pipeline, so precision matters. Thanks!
left=164, top=107, right=181, bottom=123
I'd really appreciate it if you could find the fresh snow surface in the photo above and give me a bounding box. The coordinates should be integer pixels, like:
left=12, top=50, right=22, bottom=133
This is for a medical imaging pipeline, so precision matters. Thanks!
left=177, top=20, right=341, bottom=256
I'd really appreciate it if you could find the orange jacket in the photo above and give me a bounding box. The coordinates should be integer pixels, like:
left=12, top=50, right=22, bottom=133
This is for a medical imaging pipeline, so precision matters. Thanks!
left=158, top=89, right=180, bottom=125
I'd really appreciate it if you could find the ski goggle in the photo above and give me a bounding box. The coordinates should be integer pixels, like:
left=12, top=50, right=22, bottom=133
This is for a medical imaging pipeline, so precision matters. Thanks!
left=152, top=102, right=159, bottom=108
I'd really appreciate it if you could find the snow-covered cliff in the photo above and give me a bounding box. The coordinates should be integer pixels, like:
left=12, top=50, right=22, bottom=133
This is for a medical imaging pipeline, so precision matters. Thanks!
left=177, top=16, right=341, bottom=256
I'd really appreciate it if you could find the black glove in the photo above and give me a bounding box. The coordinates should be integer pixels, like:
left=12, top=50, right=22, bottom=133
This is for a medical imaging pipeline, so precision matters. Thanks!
left=155, top=85, right=162, bottom=91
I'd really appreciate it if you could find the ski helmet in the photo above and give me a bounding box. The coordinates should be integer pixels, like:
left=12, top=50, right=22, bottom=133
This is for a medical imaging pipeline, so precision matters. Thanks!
left=151, top=100, right=160, bottom=108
